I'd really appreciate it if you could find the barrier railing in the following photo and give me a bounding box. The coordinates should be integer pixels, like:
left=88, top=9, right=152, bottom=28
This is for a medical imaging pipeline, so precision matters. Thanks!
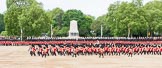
left=0, top=40, right=162, bottom=45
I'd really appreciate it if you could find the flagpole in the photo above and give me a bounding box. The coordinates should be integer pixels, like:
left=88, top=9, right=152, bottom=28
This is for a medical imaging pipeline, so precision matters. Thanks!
left=21, top=28, right=22, bottom=41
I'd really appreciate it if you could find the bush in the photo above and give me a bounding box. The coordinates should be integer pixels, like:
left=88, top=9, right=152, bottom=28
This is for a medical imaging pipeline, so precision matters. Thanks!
left=0, top=31, right=8, bottom=36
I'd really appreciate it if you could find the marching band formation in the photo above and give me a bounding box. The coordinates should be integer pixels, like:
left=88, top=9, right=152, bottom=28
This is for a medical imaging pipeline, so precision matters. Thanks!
left=1, top=38, right=162, bottom=58
left=28, top=43, right=162, bottom=58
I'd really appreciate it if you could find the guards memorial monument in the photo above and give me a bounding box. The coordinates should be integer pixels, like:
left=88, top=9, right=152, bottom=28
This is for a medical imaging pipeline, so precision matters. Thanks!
left=69, top=20, right=79, bottom=38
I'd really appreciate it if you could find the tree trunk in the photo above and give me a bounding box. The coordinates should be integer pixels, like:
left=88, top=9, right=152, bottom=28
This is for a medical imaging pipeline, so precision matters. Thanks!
left=128, top=28, right=130, bottom=38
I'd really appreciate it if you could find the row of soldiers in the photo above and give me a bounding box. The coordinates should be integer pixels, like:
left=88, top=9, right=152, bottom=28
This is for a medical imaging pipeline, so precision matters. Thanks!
left=28, top=43, right=162, bottom=58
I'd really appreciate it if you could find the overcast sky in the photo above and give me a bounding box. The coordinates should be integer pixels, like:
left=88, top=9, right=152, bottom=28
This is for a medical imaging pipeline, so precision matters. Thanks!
left=0, top=0, right=152, bottom=17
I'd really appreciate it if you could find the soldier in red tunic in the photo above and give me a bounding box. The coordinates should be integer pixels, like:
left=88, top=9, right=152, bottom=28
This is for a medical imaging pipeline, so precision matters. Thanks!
left=96, top=46, right=100, bottom=55
left=60, top=46, right=65, bottom=56
left=111, top=46, right=115, bottom=56
left=125, top=46, right=129, bottom=55
left=160, top=46, right=162, bottom=55
left=88, top=47, right=93, bottom=55
left=104, top=45, right=108, bottom=55
left=133, top=46, right=137, bottom=55
left=67, top=46, right=72, bottom=56
left=84, top=46, right=88, bottom=56
left=62, top=46, right=66, bottom=56
left=57, top=46, right=61, bottom=55
left=153, top=46, right=158, bottom=55
left=128, top=47, right=133, bottom=57
left=150, top=45, right=154, bottom=55
left=46, top=46, right=50, bottom=56
left=42, top=47, right=47, bottom=58
left=99, top=48, right=104, bottom=58
left=72, top=47, right=78, bottom=57
left=92, top=46, right=96, bottom=55
left=52, top=45, right=57, bottom=56
left=112, top=46, right=116, bottom=55
left=149, top=45, right=153, bottom=55
left=28, top=45, right=36, bottom=56
left=121, top=45, right=126, bottom=55
left=145, top=46, right=149, bottom=55
left=32, top=46, right=36, bottom=56
left=116, top=47, right=121, bottom=56
left=143, top=46, right=147, bottom=55
left=37, top=46, right=43, bottom=56
left=138, top=46, right=143, bottom=55
left=108, top=47, right=113, bottom=56
left=76, top=47, right=80, bottom=56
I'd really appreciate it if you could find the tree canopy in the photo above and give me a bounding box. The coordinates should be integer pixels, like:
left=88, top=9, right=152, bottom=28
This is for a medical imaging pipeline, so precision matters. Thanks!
left=103, top=0, right=162, bottom=37
left=0, top=14, right=5, bottom=33
left=2, top=0, right=162, bottom=37
left=5, top=0, right=50, bottom=37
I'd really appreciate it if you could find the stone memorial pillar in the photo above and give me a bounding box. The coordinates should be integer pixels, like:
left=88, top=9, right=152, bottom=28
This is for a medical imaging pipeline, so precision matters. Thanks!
left=69, top=20, right=79, bottom=38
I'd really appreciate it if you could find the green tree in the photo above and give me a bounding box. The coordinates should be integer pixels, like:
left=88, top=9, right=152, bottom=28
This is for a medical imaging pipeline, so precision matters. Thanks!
left=5, top=0, right=34, bottom=36
left=5, top=0, right=50, bottom=37
left=48, top=8, right=64, bottom=28
left=144, top=0, right=162, bottom=36
left=18, top=1, right=50, bottom=36
left=4, top=4, right=22, bottom=36
left=0, top=14, right=5, bottom=33
left=106, top=0, right=147, bottom=37
left=91, top=15, right=110, bottom=37
left=46, top=8, right=65, bottom=36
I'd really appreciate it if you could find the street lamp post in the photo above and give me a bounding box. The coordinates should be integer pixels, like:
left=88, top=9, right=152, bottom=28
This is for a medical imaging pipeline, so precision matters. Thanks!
left=50, top=24, right=53, bottom=38
left=101, top=25, right=103, bottom=37
left=20, top=27, right=23, bottom=41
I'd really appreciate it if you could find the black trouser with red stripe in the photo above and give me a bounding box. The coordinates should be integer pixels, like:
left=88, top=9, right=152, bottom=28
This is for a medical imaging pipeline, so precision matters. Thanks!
left=99, top=53, right=104, bottom=58
left=42, top=53, right=46, bottom=58
left=51, top=51, right=57, bottom=56
left=128, top=53, right=132, bottom=57
left=72, top=52, right=77, bottom=57
left=58, top=51, right=65, bottom=56
left=88, top=51, right=93, bottom=55
left=30, top=51, right=36, bottom=56
left=116, top=52, right=120, bottom=56
left=159, top=51, right=162, bottom=55
left=37, top=51, right=42, bottom=56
